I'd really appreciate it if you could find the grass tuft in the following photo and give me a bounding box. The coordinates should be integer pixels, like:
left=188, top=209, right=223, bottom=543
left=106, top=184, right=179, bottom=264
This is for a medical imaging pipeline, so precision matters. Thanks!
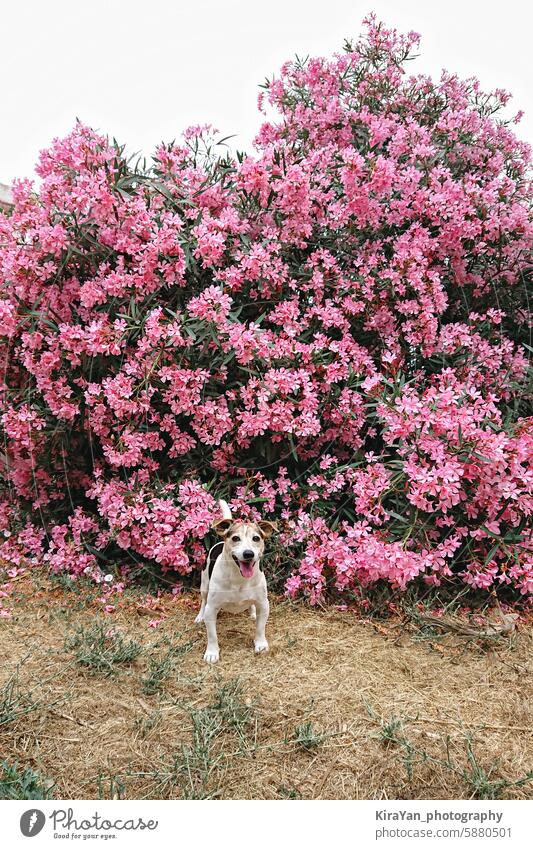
left=291, top=721, right=325, bottom=751
left=0, top=760, right=54, bottom=800
left=0, top=673, right=38, bottom=727
left=65, top=621, right=142, bottom=676
left=141, top=636, right=195, bottom=695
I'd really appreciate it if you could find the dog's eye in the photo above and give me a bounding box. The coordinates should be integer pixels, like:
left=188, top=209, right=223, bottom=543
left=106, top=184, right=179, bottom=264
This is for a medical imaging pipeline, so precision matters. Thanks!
left=252, top=535, right=261, bottom=542
left=231, top=535, right=240, bottom=542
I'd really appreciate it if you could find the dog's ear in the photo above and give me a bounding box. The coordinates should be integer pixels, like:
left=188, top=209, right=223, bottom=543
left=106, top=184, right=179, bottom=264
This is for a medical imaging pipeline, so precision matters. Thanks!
left=212, top=518, right=232, bottom=537
left=258, top=520, right=278, bottom=538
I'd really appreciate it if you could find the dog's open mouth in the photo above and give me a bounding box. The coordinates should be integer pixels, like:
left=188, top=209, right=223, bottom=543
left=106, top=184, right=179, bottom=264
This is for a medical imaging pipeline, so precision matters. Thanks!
left=233, top=555, right=255, bottom=578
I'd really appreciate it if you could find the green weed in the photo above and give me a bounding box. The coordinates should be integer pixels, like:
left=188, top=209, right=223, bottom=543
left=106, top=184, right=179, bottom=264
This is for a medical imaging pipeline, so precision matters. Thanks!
left=65, top=621, right=142, bottom=676
left=0, top=760, right=54, bottom=800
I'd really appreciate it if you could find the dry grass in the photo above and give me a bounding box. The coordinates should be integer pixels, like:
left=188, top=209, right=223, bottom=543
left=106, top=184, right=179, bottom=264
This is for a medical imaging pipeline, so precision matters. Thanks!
left=0, top=570, right=532, bottom=800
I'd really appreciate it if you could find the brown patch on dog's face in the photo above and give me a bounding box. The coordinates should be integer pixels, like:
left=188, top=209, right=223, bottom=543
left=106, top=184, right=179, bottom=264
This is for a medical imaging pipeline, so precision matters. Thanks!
left=212, top=518, right=233, bottom=536
left=257, top=520, right=277, bottom=538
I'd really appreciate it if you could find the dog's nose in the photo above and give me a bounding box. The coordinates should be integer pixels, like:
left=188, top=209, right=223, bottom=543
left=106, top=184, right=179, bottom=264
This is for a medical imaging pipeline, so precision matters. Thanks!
left=242, top=550, right=254, bottom=561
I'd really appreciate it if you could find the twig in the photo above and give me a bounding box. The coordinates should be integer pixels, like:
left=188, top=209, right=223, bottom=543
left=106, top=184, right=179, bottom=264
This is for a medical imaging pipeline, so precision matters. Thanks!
left=313, top=759, right=339, bottom=798
left=415, top=612, right=517, bottom=638
left=406, top=715, right=533, bottom=734
left=47, top=708, right=93, bottom=728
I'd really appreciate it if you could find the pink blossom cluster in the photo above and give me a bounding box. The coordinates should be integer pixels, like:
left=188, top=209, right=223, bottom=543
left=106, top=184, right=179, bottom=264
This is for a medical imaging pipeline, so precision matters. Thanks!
left=0, top=16, right=531, bottom=604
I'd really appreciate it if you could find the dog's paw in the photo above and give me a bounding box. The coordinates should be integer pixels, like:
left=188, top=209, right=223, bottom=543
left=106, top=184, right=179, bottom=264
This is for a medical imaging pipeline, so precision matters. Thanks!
left=249, top=605, right=257, bottom=621
left=194, top=612, right=204, bottom=624
left=203, top=648, right=220, bottom=664
left=254, top=639, right=269, bottom=654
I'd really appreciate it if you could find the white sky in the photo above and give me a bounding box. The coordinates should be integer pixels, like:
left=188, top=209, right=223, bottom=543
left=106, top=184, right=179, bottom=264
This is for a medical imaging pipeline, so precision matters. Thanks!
left=2, top=0, right=532, bottom=184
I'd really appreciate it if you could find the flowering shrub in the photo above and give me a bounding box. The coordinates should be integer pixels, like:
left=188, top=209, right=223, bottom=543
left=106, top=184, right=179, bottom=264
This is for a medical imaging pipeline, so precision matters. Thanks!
left=0, top=16, right=531, bottom=606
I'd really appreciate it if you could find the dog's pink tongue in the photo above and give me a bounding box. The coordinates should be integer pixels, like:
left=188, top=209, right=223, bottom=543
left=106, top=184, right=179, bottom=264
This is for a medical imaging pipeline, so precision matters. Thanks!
left=239, top=561, right=255, bottom=578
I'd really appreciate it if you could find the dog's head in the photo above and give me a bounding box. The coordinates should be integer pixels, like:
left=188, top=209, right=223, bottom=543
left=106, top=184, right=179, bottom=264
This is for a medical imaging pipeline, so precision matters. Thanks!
left=212, top=517, right=277, bottom=578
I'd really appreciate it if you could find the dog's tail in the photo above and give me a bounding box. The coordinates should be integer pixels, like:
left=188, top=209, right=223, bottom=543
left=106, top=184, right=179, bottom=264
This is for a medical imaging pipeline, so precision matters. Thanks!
left=218, top=499, right=232, bottom=519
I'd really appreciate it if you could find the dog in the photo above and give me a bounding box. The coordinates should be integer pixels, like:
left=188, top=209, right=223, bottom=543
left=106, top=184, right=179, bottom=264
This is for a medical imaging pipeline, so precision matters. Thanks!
left=195, top=500, right=276, bottom=664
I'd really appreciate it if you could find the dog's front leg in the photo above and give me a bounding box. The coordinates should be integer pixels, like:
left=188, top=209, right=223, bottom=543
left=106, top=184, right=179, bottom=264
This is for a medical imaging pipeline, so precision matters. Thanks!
left=203, top=602, right=221, bottom=664
left=195, top=598, right=206, bottom=624
left=254, top=597, right=269, bottom=654
left=195, top=567, right=209, bottom=624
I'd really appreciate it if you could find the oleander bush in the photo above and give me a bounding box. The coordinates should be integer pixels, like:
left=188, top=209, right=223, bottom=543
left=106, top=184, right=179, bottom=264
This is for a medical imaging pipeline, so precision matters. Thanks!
left=0, top=15, right=531, bottom=605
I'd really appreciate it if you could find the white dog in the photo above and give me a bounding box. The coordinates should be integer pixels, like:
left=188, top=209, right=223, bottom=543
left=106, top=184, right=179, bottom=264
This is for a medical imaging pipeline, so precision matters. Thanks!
left=195, top=500, right=276, bottom=664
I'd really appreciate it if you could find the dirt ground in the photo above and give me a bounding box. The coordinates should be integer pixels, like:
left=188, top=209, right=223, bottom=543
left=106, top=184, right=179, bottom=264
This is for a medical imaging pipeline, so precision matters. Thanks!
left=0, top=570, right=532, bottom=800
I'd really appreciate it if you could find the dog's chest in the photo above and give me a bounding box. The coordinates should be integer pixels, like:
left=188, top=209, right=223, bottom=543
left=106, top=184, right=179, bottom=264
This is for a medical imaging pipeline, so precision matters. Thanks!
left=220, top=582, right=262, bottom=612
left=220, top=600, right=255, bottom=613
left=211, top=573, right=264, bottom=612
